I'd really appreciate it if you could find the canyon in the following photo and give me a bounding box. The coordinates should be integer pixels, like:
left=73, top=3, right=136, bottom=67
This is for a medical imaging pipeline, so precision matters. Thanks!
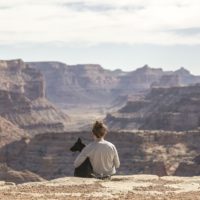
left=0, top=130, right=200, bottom=181
left=0, top=58, right=200, bottom=185
left=0, top=59, right=70, bottom=135
left=105, top=84, right=200, bottom=131
left=28, top=62, right=200, bottom=108
left=27, top=61, right=200, bottom=132
left=1, top=59, right=200, bottom=133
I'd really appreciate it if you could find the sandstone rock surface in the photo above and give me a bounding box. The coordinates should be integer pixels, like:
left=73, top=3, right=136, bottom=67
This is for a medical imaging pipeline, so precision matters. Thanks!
left=0, top=59, right=44, bottom=100
left=29, top=62, right=200, bottom=108
left=0, top=175, right=200, bottom=200
left=0, top=163, right=45, bottom=184
left=1, top=130, right=200, bottom=179
left=0, top=90, right=70, bottom=135
left=106, top=85, right=200, bottom=131
left=0, top=116, right=27, bottom=148
left=0, top=59, right=70, bottom=135
left=28, top=62, right=122, bottom=107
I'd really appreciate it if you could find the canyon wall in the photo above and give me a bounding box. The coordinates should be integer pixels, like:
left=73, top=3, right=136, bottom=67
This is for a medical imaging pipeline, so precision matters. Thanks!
left=0, top=59, right=44, bottom=100
left=0, top=116, right=27, bottom=148
left=28, top=62, right=122, bottom=107
left=0, top=90, right=70, bottom=135
left=29, top=62, right=200, bottom=108
left=0, top=59, right=70, bottom=135
left=0, top=130, right=199, bottom=180
left=105, top=85, right=200, bottom=131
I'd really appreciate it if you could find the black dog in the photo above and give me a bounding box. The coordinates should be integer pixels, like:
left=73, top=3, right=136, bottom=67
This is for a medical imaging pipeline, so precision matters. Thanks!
left=70, top=138, right=93, bottom=178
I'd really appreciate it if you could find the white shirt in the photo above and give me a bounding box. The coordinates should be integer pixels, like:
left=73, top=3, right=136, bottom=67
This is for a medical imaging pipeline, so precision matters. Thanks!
left=74, top=139, right=120, bottom=176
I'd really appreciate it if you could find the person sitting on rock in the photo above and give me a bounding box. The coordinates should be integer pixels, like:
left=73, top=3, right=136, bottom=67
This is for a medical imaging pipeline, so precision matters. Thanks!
left=74, top=121, right=120, bottom=179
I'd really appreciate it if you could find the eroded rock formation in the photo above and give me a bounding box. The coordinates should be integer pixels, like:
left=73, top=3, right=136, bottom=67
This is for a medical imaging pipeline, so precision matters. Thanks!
left=0, top=59, right=70, bottom=135
left=1, top=130, right=200, bottom=179
left=105, top=85, right=200, bottom=131
left=28, top=62, right=122, bottom=107
left=0, top=59, right=44, bottom=100
left=0, top=90, right=70, bottom=135
left=28, top=62, right=200, bottom=108
left=0, top=116, right=27, bottom=148
left=0, top=163, right=45, bottom=184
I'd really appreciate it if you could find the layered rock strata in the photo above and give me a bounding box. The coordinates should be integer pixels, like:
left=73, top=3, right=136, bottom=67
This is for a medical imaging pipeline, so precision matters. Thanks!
left=0, top=59, right=44, bottom=100
left=28, top=62, right=122, bottom=107
left=0, top=90, right=69, bottom=135
left=0, top=59, right=70, bottom=135
left=29, top=62, right=200, bottom=108
left=0, top=130, right=200, bottom=179
left=0, top=116, right=27, bottom=148
left=0, top=163, right=45, bottom=184
left=105, top=85, right=200, bottom=131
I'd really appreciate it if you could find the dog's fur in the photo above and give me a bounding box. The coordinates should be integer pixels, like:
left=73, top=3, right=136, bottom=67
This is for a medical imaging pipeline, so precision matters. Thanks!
left=70, top=138, right=93, bottom=178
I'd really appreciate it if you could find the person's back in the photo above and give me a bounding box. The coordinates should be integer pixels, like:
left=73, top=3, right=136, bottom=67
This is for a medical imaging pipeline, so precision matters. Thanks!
left=74, top=121, right=120, bottom=177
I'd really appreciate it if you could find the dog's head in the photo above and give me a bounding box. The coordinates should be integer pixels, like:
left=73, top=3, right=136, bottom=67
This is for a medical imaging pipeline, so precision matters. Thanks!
left=70, top=138, right=86, bottom=152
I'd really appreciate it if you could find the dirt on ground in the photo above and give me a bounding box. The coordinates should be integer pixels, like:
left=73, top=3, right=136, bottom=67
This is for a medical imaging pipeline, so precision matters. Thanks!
left=0, top=175, right=200, bottom=200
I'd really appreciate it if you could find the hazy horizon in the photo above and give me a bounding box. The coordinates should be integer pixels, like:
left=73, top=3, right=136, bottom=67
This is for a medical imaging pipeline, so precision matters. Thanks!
left=1, top=0, right=200, bottom=75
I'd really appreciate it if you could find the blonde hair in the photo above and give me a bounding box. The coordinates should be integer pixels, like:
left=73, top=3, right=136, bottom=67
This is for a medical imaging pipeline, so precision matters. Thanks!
left=92, top=121, right=107, bottom=138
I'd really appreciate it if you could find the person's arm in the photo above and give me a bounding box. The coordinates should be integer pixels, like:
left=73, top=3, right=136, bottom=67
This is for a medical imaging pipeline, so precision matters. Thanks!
left=113, top=146, right=120, bottom=168
left=74, top=145, right=91, bottom=168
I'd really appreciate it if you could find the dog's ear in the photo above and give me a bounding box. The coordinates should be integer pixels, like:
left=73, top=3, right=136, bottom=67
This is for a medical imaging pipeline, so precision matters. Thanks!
left=78, top=138, right=81, bottom=142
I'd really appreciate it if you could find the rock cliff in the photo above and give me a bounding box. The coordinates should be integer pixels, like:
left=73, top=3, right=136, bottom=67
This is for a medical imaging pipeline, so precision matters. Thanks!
left=174, top=67, right=200, bottom=85
left=0, top=163, right=45, bottom=184
left=119, top=65, right=164, bottom=91
left=0, top=130, right=200, bottom=179
left=105, top=85, right=200, bottom=131
left=0, top=59, right=70, bottom=135
left=29, top=62, right=200, bottom=108
left=152, top=67, right=200, bottom=88
left=0, top=59, right=44, bottom=100
left=28, top=62, right=122, bottom=107
left=0, top=116, right=27, bottom=148
left=0, top=89, right=70, bottom=135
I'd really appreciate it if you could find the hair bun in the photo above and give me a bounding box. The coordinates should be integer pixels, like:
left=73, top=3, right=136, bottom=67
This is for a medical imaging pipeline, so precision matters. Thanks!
left=92, top=121, right=107, bottom=138
left=94, top=121, right=103, bottom=128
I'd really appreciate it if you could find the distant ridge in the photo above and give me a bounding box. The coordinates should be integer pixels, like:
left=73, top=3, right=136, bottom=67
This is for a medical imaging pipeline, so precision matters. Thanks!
left=28, top=61, right=200, bottom=108
left=105, top=84, right=200, bottom=131
left=0, top=59, right=70, bottom=135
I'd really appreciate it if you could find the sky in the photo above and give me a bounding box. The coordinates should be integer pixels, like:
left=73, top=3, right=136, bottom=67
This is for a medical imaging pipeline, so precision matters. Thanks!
left=0, top=0, right=200, bottom=74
